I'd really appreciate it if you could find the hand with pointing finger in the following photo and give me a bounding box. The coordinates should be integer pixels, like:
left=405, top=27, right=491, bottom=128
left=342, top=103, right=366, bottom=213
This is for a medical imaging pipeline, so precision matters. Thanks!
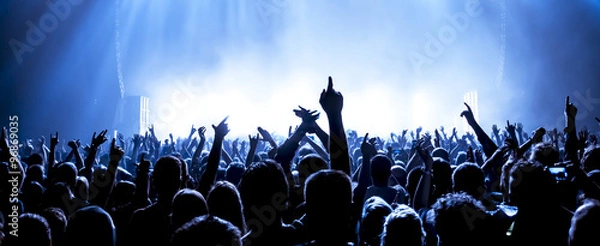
left=319, top=76, right=344, bottom=115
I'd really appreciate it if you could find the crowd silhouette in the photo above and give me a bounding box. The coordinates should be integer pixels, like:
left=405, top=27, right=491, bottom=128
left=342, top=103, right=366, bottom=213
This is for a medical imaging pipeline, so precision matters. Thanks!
left=1, top=77, right=600, bottom=246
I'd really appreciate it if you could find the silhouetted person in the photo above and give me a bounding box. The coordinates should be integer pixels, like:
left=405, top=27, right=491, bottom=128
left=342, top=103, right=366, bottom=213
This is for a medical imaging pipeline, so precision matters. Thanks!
left=380, top=204, right=424, bottom=246
left=358, top=196, right=392, bottom=246
left=4, top=213, right=51, bottom=246
left=66, top=205, right=116, bottom=246
left=127, top=155, right=182, bottom=246
left=170, top=215, right=242, bottom=246
left=569, top=199, right=600, bottom=246
left=207, top=180, right=246, bottom=234
left=40, top=207, right=68, bottom=246
left=170, top=188, right=209, bottom=231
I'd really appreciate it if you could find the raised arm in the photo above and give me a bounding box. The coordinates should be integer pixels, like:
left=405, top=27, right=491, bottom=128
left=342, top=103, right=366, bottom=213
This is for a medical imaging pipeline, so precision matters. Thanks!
left=257, top=127, right=278, bottom=159
left=413, top=139, right=433, bottom=211
left=83, top=130, right=108, bottom=181
left=357, top=134, right=377, bottom=189
left=245, top=133, right=260, bottom=167
left=460, top=103, right=498, bottom=157
left=320, top=77, right=351, bottom=175
left=90, top=138, right=124, bottom=208
left=133, top=153, right=152, bottom=208
left=197, top=117, right=229, bottom=197
left=564, top=96, right=580, bottom=164
left=67, top=139, right=84, bottom=170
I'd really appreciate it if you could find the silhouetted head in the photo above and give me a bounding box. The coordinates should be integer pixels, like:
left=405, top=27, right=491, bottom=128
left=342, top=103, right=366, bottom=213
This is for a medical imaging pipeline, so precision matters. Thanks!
left=4, top=213, right=51, bottom=246
left=304, top=169, right=353, bottom=243
left=583, top=170, right=600, bottom=201
left=455, top=151, right=467, bottom=166
left=42, top=182, right=75, bottom=216
left=296, top=154, right=328, bottom=188
left=40, top=207, right=68, bottom=246
left=371, top=155, right=393, bottom=187
left=28, top=153, right=44, bottom=166
left=25, top=164, right=45, bottom=184
left=207, top=181, right=246, bottom=234
left=152, top=155, right=183, bottom=200
left=406, top=167, right=425, bottom=204
left=432, top=158, right=453, bottom=197
left=74, top=176, right=89, bottom=201
left=225, top=162, right=246, bottom=186
left=582, top=146, right=600, bottom=172
left=359, top=196, right=392, bottom=246
left=112, top=181, right=135, bottom=207
left=529, top=142, right=560, bottom=167
left=452, top=162, right=485, bottom=198
left=170, top=215, right=242, bottom=246
left=54, top=162, right=78, bottom=188
left=66, top=205, right=116, bottom=246
left=21, top=181, right=44, bottom=213
left=389, top=165, right=407, bottom=187
left=432, top=148, right=450, bottom=163
left=171, top=188, right=209, bottom=231
left=509, top=160, right=555, bottom=209
left=381, top=204, right=424, bottom=246
left=239, top=159, right=288, bottom=232
left=569, top=199, right=600, bottom=246
left=429, top=192, right=488, bottom=246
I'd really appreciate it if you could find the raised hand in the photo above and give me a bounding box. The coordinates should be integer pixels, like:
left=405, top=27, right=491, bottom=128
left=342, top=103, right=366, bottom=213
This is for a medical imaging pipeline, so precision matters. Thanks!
left=434, top=129, right=441, bottom=147
left=257, top=127, right=276, bottom=147
left=132, top=134, right=143, bottom=147
left=531, top=127, right=546, bottom=143
left=148, top=124, right=156, bottom=137
left=460, top=102, right=476, bottom=123
left=189, top=125, right=197, bottom=136
left=505, top=120, right=516, bottom=137
left=117, top=132, right=125, bottom=145
left=50, top=132, right=59, bottom=148
left=212, top=116, right=230, bottom=139
left=293, top=105, right=320, bottom=122
left=109, top=138, right=125, bottom=162
left=67, top=139, right=80, bottom=149
left=466, top=146, right=475, bottom=162
left=294, top=106, right=320, bottom=133
left=91, top=129, right=108, bottom=148
left=492, top=124, right=500, bottom=136
left=197, top=126, right=206, bottom=141
left=578, top=127, right=589, bottom=149
left=137, top=153, right=151, bottom=174
left=565, top=96, right=578, bottom=120
left=319, top=76, right=343, bottom=115
left=360, top=133, right=377, bottom=158
left=249, top=133, right=260, bottom=150
left=516, top=123, right=523, bottom=134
